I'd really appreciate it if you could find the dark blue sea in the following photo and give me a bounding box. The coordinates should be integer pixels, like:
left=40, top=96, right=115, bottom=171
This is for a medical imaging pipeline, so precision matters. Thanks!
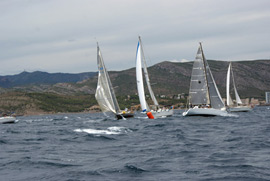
left=1, top=107, right=270, bottom=181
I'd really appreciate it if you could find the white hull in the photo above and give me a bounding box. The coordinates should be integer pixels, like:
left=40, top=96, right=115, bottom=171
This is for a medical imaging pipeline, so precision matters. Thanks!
left=0, top=116, right=16, bottom=124
left=228, top=106, right=252, bottom=112
left=183, top=107, right=228, bottom=117
left=152, top=109, right=173, bottom=118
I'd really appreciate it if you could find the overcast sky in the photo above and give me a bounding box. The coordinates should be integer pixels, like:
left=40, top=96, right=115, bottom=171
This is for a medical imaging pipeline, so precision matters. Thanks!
left=0, top=0, right=269, bottom=75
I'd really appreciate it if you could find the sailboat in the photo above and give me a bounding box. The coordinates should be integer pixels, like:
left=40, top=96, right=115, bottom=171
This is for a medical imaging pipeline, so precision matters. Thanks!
left=226, top=62, right=252, bottom=112
left=183, top=43, right=227, bottom=116
left=136, top=36, right=173, bottom=119
left=0, top=116, right=16, bottom=124
left=95, top=43, right=134, bottom=120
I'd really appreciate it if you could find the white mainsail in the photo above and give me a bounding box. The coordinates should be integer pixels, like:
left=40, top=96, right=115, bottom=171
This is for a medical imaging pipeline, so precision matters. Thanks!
left=95, top=44, right=120, bottom=114
left=226, top=62, right=242, bottom=106
left=231, top=64, right=242, bottom=105
left=226, top=63, right=234, bottom=106
left=136, top=37, right=159, bottom=111
left=136, top=40, right=148, bottom=112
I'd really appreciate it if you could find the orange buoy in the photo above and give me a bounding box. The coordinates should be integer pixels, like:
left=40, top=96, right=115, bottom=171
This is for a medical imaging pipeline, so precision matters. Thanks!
left=147, top=112, right=154, bottom=119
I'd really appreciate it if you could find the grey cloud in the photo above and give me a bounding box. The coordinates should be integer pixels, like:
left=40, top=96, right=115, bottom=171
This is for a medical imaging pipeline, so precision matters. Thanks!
left=0, top=0, right=270, bottom=75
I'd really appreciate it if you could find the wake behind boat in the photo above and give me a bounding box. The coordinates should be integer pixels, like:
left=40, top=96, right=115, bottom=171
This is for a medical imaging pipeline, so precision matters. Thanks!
left=183, top=43, right=227, bottom=117
left=226, top=62, right=253, bottom=112
left=136, top=36, right=173, bottom=119
left=228, top=106, right=252, bottom=112
left=95, top=43, right=134, bottom=120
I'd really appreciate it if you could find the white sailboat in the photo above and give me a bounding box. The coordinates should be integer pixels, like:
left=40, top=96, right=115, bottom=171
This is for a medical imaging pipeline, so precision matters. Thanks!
left=95, top=43, right=134, bottom=120
left=226, top=62, right=252, bottom=112
left=136, top=36, right=173, bottom=119
left=183, top=43, right=227, bottom=116
left=0, top=116, right=16, bottom=124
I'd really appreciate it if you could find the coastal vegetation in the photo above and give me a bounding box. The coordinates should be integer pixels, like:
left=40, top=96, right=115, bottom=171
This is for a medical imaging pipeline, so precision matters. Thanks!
left=0, top=60, right=269, bottom=115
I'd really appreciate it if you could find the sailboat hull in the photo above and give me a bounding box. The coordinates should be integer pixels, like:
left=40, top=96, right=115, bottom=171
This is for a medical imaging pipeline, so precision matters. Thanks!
left=115, top=113, right=134, bottom=120
left=0, top=116, right=16, bottom=124
left=228, top=106, right=252, bottom=112
left=183, top=107, right=227, bottom=117
left=152, top=109, right=173, bottom=118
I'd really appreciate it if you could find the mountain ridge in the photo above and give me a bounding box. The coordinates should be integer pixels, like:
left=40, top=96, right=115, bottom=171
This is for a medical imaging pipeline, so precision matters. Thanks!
left=0, top=59, right=269, bottom=115
left=0, top=71, right=97, bottom=88
left=1, top=59, right=269, bottom=99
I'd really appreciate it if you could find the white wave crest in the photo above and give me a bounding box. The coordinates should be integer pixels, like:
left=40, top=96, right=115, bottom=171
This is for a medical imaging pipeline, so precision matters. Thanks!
left=221, top=112, right=239, bottom=117
left=74, top=126, right=132, bottom=135
left=107, top=126, right=132, bottom=133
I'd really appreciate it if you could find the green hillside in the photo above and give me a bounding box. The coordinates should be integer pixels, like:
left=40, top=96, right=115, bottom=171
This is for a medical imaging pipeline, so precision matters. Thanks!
left=0, top=60, right=269, bottom=115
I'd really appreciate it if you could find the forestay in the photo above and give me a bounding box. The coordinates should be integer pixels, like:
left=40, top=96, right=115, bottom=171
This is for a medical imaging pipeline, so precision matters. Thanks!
left=140, top=38, right=159, bottom=108
left=204, top=53, right=225, bottom=109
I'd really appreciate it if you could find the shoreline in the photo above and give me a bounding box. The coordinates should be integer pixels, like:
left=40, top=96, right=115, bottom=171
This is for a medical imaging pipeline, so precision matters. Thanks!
left=10, top=104, right=270, bottom=118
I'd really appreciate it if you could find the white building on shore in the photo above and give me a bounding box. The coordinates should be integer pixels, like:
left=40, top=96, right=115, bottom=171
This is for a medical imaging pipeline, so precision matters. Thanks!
left=266, top=92, right=270, bottom=104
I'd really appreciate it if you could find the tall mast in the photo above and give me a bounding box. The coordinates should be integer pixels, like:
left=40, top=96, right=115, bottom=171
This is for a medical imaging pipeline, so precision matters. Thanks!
left=226, top=62, right=233, bottom=106
left=136, top=39, right=149, bottom=111
left=199, top=42, right=211, bottom=105
left=97, top=43, right=120, bottom=113
left=231, top=63, right=242, bottom=105
left=139, top=36, right=159, bottom=108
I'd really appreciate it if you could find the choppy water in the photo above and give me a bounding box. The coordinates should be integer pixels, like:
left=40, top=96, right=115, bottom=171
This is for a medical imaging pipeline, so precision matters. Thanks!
left=1, top=107, right=270, bottom=181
